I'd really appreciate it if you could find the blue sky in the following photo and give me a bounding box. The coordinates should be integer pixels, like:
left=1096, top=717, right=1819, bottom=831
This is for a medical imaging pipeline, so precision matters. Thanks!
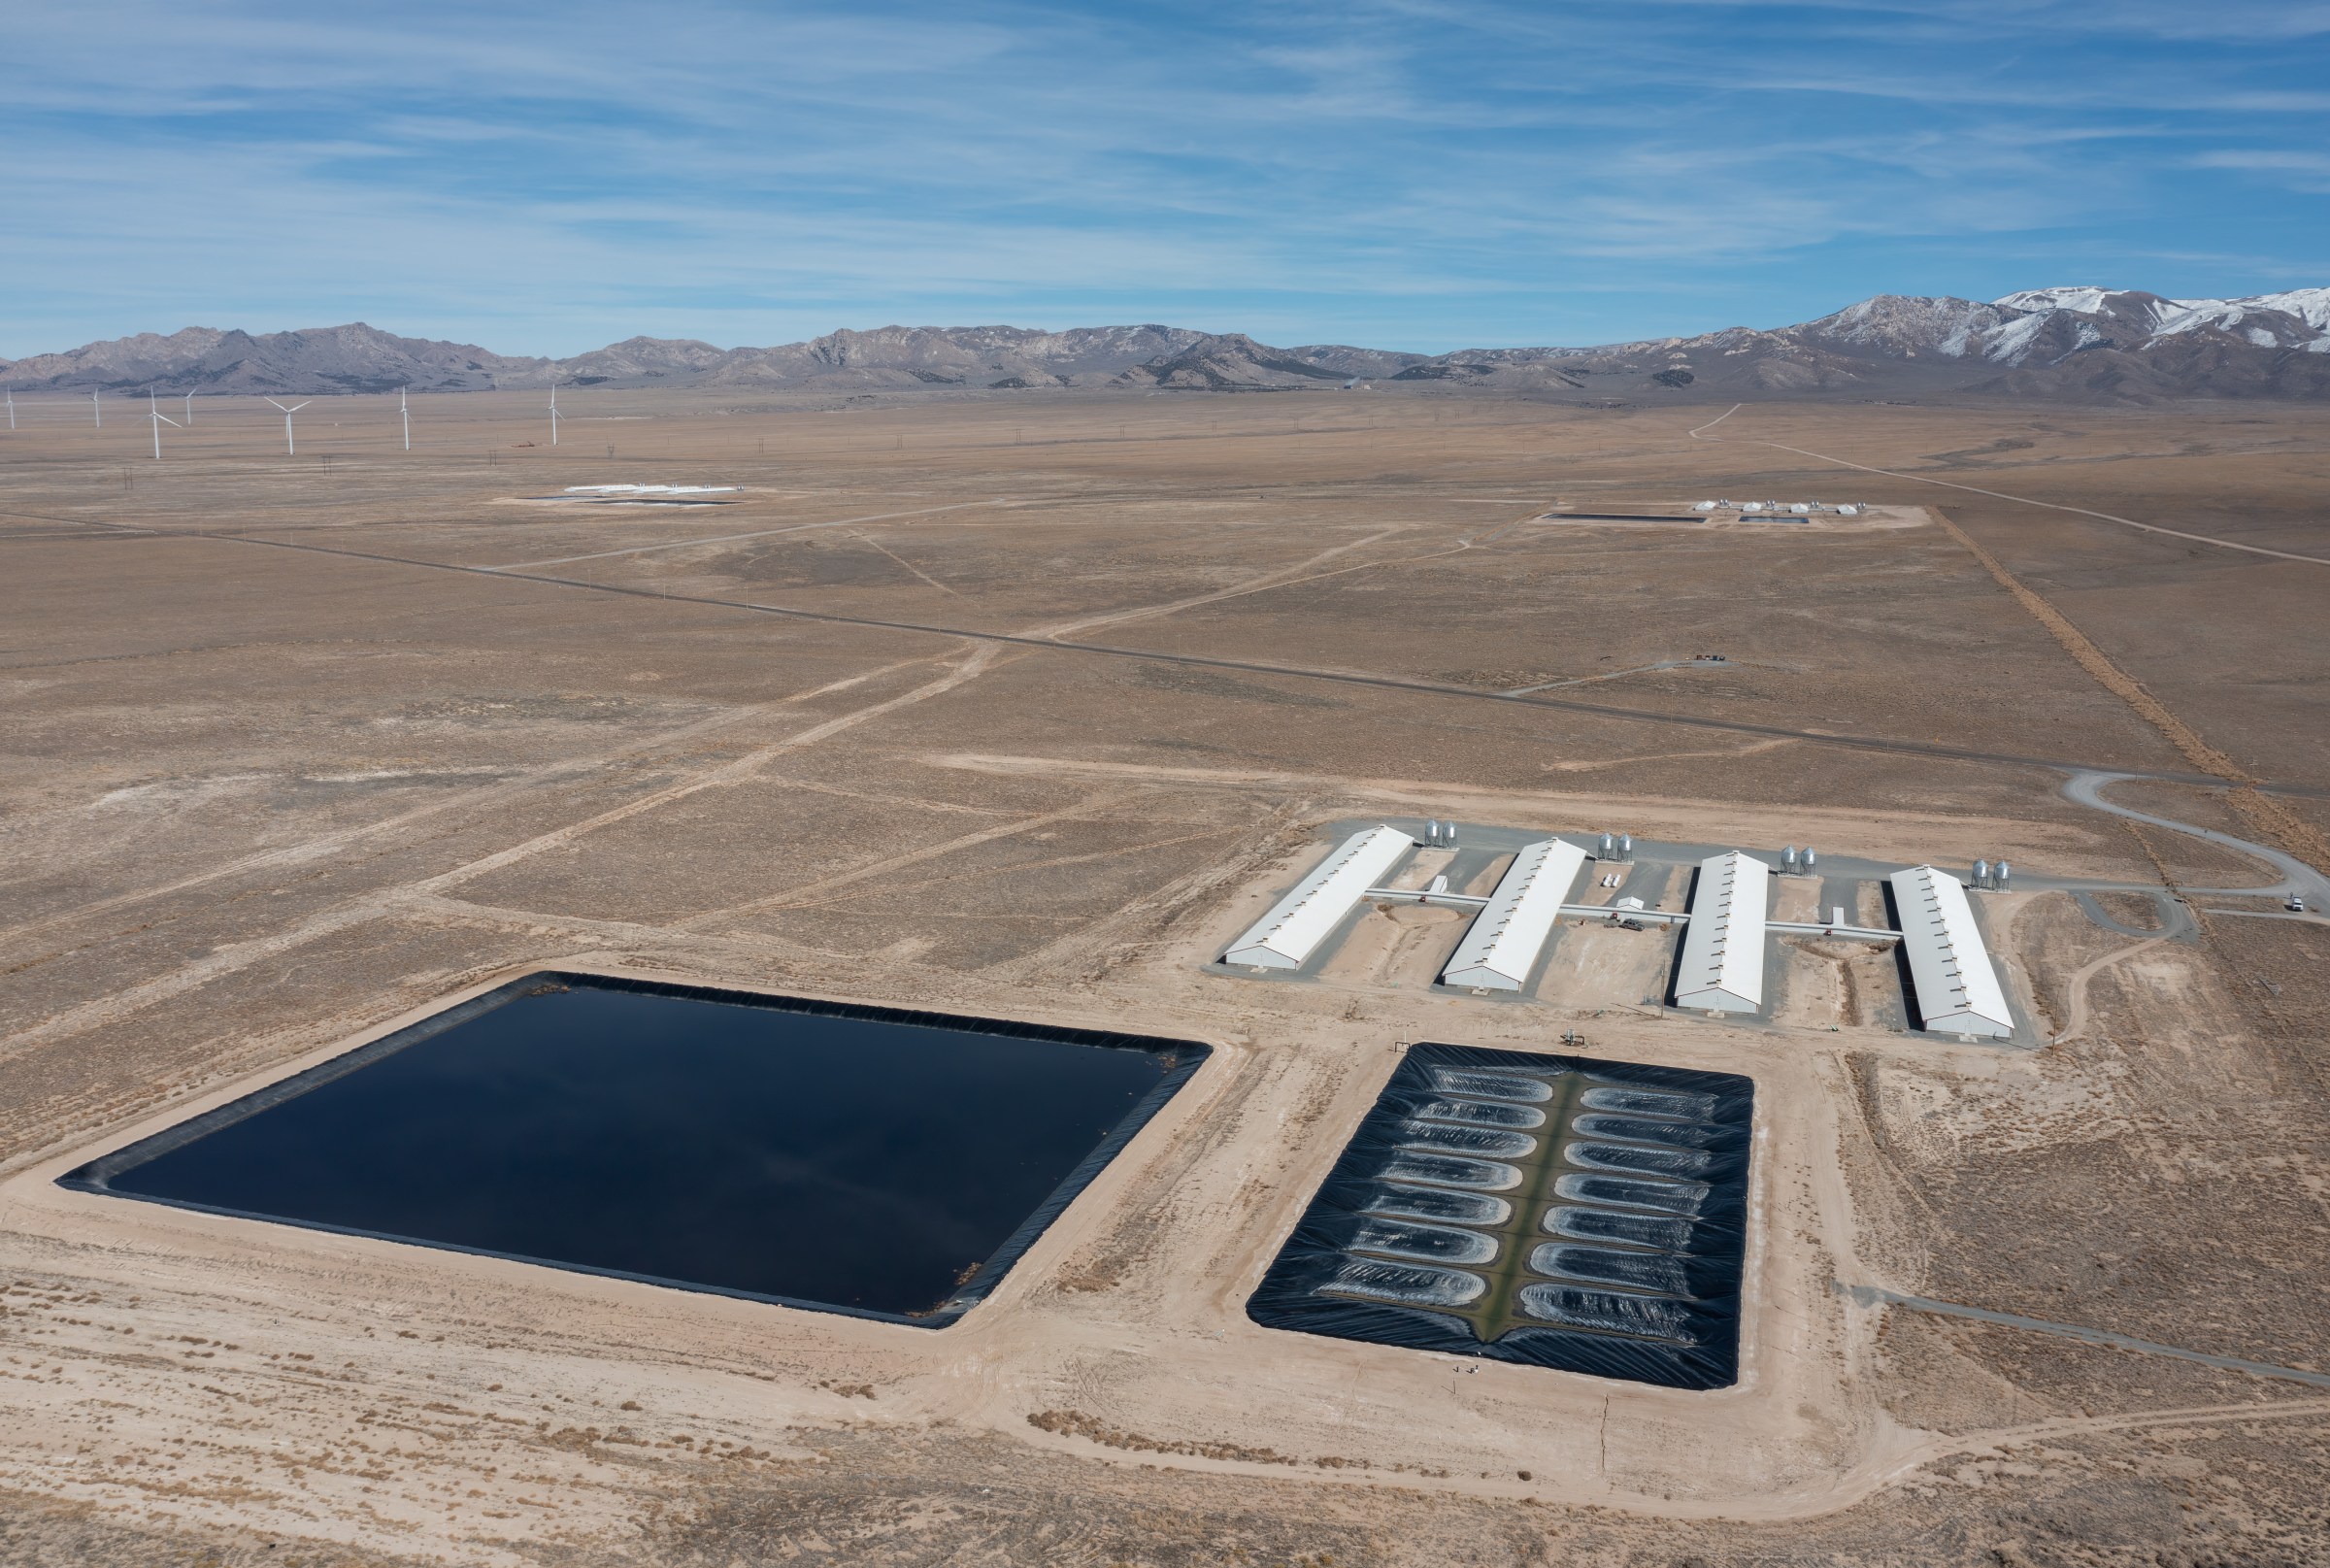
left=5, top=0, right=2328, bottom=357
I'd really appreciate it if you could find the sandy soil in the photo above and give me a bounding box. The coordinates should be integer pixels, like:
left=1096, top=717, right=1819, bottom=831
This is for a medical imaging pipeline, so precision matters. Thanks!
left=2, top=390, right=2325, bottom=1565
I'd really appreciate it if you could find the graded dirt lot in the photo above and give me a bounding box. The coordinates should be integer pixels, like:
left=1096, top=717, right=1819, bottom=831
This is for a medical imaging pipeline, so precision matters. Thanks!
left=2, top=388, right=2327, bottom=1566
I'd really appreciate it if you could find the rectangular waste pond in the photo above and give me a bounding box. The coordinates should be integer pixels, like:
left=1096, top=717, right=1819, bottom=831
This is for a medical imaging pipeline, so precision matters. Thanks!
left=1246, top=1044, right=1752, bottom=1389
left=62, top=973, right=1208, bottom=1327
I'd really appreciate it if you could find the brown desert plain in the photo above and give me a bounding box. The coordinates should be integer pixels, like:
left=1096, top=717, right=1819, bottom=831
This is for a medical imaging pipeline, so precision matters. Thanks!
left=1, top=385, right=2328, bottom=1566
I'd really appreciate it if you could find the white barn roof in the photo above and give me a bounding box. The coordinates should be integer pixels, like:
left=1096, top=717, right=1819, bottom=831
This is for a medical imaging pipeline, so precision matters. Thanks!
left=1672, top=851, right=1770, bottom=1014
left=1441, top=838, right=1588, bottom=991
left=1890, top=865, right=2014, bottom=1038
left=1222, top=825, right=1414, bottom=970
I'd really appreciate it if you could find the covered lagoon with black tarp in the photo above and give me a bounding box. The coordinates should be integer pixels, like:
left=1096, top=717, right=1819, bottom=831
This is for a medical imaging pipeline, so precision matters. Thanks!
left=62, top=973, right=1207, bottom=1327
left=1247, top=1044, right=1753, bottom=1389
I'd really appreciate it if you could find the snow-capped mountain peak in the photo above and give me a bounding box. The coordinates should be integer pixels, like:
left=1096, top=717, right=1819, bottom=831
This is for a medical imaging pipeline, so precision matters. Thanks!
left=1993, top=285, right=2330, bottom=351
left=2225, top=286, right=2330, bottom=333
left=1994, top=285, right=2115, bottom=315
left=10, top=281, right=2330, bottom=400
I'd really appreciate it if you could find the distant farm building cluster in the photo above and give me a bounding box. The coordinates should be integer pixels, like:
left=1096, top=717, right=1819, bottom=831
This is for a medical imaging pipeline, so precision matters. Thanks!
left=1221, top=823, right=2018, bottom=1042
left=1693, top=498, right=1867, bottom=516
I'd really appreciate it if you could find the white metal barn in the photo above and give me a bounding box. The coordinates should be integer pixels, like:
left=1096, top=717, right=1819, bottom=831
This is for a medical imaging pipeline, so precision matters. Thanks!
left=1671, top=851, right=1771, bottom=1014
left=1221, top=825, right=1414, bottom=970
left=1889, top=865, right=2014, bottom=1038
left=1441, top=838, right=1589, bottom=991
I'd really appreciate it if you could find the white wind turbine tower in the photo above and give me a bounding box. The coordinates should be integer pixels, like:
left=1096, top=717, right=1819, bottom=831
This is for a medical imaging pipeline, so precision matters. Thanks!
left=183, top=389, right=195, bottom=426
left=145, top=386, right=182, bottom=459
left=399, top=385, right=411, bottom=450
left=264, top=396, right=312, bottom=455
left=549, top=382, right=560, bottom=446
left=91, top=387, right=102, bottom=427
left=5, top=390, right=15, bottom=431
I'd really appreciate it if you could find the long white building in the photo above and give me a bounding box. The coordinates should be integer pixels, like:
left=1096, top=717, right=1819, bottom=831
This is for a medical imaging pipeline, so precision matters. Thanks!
left=1889, top=865, right=2014, bottom=1038
left=1222, top=825, right=1414, bottom=971
left=1671, top=851, right=1770, bottom=1014
left=1440, top=838, right=1589, bottom=991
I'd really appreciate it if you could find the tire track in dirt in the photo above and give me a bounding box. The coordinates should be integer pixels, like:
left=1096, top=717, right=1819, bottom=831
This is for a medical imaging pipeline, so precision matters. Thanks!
left=152, top=527, right=2330, bottom=797
left=2049, top=935, right=2166, bottom=1044
left=413, top=644, right=1000, bottom=900
left=0, top=706, right=754, bottom=958
left=1844, top=1284, right=2330, bottom=1390
left=1843, top=1395, right=2330, bottom=1506
left=489, top=499, right=1013, bottom=571
left=1927, top=508, right=2330, bottom=876
left=678, top=784, right=1134, bottom=928
left=846, top=528, right=964, bottom=597
left=0, top=646, right=1002, bottom=1054
left=1762, top=439, right=2330, bottom=567
left=0, top=652, right=955, bottom=962
left=1686, top=404, right=1742, bottom=439
left=1684, top=409, right=2330, bottom=845
left=1023, top=527, right=1412, bottom=641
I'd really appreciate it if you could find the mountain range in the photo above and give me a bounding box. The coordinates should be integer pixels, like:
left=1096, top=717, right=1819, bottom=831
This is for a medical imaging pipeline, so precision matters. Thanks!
left=6, top=286, right=2327, bottom=404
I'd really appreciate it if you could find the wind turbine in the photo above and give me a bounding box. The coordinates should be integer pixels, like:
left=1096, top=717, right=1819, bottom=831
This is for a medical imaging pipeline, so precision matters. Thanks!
left=5, top=390, right=15, bottom=431
left=264, top=396, right=312, bottom=455
left=399, top=385, right=411, bottom=450
left=183, top=389, right=195, bottom=426
left=549, top=382, right=560, bottom=446
left=145, top=386, right=182, bottom=459
left=91, top=387, right=102, bottom=428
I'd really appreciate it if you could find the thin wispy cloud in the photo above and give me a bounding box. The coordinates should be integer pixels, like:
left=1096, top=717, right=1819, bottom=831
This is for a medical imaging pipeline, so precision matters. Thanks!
left=1, top=0, right=2325, bottom=356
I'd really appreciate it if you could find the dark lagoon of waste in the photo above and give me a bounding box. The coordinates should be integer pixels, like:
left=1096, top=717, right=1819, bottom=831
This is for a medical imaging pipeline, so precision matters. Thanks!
left=1245, top=1042, right=1753, bottom=1389
left=64, top=973, right=1206, bottom=1326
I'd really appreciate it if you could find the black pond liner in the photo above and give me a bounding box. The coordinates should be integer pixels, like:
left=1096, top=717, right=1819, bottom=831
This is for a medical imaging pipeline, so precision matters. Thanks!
left=60, top=972, right=1208, bottom=1329
left=1245, top=1043, right=1753, bottom=1390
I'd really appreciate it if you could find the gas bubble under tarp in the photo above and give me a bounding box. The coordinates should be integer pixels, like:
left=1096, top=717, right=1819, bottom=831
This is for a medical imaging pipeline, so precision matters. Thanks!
left=1245, top=1043, right=1753, bottom=1390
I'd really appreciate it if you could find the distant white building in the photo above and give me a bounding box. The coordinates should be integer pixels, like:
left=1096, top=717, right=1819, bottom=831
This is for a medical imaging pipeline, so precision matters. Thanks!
left=1222, top=825, right=1413, bottom=970
left=1889, top=866, right=2014, bottom=1038
left=1441, top=839, right=1588, bottom=991
left=1672, top=851, right=1770, bottom=1014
